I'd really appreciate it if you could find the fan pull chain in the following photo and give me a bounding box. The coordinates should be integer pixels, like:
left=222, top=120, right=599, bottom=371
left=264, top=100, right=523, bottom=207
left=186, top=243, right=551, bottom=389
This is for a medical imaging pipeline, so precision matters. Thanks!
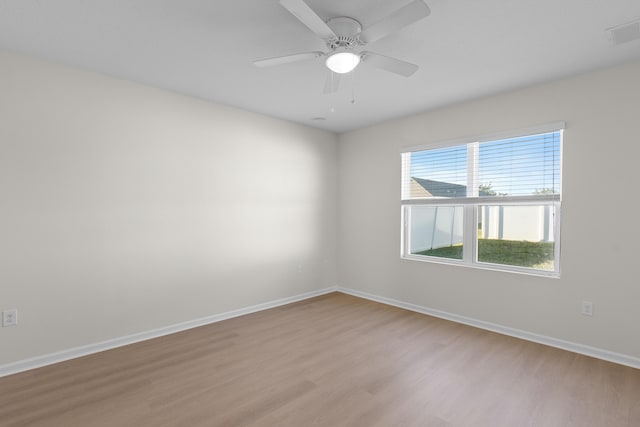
left=351, top=69, right=356, bottom=104
left=330, top=71, right=336, bottom=113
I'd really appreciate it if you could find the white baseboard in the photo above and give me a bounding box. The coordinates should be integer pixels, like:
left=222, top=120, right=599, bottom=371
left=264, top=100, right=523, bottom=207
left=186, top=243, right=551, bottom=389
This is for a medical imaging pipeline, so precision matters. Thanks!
left=337, top=287, right=640, bottom=370
left=4, top=285, right=637, bottom=377
left=0, top=286, right=338, bottom=378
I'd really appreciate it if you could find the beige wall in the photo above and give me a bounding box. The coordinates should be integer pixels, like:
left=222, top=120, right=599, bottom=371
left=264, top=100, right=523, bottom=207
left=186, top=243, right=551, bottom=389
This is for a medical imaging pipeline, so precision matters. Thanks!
left=0, top=50, right=338, bottom=365
left=338, top=61, right=640, bottom=359
left=2, top=47, right=639, bottom=368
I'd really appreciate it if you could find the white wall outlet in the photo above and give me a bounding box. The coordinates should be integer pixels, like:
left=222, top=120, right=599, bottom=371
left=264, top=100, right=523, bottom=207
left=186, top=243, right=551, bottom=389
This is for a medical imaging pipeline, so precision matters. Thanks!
left=581, top=301, right=593, bottom=316
left=2, top=309, right=18, bottom=327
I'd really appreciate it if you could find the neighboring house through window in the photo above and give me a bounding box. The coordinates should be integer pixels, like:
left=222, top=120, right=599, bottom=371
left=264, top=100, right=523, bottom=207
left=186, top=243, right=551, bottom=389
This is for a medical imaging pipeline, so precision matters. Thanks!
left=401, top=123, right=563, bottom=277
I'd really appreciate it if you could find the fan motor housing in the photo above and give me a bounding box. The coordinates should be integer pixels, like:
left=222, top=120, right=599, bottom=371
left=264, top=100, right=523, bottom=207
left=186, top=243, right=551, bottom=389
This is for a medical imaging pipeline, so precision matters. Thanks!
left=326, top=17, right=363, bottom=50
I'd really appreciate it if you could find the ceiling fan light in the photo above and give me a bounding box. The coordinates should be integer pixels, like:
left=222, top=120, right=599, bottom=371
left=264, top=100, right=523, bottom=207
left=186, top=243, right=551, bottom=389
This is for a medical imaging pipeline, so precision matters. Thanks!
left=326, top=52, right=360, bottom=74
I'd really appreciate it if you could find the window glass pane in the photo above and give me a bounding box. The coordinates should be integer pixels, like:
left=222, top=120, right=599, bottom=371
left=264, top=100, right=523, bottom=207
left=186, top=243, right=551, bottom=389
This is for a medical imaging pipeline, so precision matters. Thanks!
left=409, top=206, right=464, bottom=259
left=477, top=205, right=556, bottom=271
left=477, top=131, right=561, bottom=197
left=406, top=145, right=467, bottom=199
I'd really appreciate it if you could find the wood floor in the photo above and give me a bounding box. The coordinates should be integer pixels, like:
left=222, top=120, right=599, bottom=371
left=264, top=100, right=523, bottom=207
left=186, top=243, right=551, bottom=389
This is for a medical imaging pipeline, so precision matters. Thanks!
left=1, top=292, right=639, bottom=427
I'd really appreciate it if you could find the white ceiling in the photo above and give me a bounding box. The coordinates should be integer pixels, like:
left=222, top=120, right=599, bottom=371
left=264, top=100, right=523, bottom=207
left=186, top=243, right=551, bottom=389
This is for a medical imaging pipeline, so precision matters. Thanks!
left=1, top=0, right=639, bottom=133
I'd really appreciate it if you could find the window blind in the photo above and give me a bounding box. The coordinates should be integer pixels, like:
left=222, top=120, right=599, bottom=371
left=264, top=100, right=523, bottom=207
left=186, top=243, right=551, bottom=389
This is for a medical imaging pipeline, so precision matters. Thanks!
left=402, top=129, right=562, bottom=202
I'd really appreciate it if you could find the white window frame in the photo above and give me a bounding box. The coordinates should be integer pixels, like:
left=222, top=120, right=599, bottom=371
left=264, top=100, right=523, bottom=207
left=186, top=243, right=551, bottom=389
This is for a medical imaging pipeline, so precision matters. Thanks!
left=400, top=123, right=564, bottom=278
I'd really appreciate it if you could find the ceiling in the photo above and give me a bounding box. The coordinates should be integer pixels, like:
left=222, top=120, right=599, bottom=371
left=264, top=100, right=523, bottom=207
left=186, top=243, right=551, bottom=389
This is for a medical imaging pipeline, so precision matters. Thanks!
left=1, top=0, right=639, bottom=133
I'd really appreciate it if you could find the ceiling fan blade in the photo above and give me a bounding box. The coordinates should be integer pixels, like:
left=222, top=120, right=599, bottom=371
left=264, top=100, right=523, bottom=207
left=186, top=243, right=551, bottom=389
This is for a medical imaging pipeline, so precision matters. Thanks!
left=323, top=72, right=341, bottom=94
left=361, top=51, right=419, bottom=77
left=359, top=0, right=431, bottom=43
left=253, top=51, right=323, bottom=68
left=279, top=0, right=337, bottom=40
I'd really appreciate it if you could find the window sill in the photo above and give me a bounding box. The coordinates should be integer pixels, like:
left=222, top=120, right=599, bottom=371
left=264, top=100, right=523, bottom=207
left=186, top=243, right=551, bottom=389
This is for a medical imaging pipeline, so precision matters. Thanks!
left=401, top=254, right=560, bottom=279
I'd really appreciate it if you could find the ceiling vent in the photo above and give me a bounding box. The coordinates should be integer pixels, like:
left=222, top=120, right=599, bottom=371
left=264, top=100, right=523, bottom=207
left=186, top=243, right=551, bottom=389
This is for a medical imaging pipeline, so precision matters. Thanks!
left=608, top=20, right=640, bottom=45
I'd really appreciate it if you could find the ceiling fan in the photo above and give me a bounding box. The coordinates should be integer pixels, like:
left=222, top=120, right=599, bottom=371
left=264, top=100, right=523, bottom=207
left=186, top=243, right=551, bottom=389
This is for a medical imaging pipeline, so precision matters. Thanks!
left=253, top=0, right=431, bottom=93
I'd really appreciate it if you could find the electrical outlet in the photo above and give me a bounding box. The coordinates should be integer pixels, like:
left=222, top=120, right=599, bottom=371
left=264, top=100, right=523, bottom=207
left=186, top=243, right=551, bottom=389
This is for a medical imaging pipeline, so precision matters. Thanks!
left=581, top=301, right=593, bottom=316
left=2, top=309, right=18, bottom=327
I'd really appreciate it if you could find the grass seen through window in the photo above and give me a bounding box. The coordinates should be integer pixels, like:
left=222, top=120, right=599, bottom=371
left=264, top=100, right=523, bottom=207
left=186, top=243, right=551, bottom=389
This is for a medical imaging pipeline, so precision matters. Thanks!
left=415, top=239, right=554, bottom=270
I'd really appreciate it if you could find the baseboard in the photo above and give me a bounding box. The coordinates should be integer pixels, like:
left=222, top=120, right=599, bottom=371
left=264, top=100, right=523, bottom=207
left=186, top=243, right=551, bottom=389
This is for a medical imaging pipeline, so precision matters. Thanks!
left=0, top=286, right=338, bottom=378
left=4, top=285, right=637, bottom=377
left=337, top=287, right=640, bottom=370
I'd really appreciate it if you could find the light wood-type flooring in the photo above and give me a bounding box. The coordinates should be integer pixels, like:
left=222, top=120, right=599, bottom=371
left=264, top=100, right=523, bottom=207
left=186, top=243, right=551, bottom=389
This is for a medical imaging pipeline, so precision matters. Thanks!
left=1, top=292, right=639, bottom=426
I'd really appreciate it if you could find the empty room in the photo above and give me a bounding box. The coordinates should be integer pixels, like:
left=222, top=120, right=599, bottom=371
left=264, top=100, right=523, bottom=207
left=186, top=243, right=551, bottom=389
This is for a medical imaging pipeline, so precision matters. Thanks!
left=1, top=1, right=640, bottom=426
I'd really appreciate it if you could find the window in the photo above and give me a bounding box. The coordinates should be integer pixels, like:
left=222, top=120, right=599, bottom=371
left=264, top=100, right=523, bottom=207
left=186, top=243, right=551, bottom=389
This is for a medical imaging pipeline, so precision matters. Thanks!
left=401, top=123, right=563, bottom=277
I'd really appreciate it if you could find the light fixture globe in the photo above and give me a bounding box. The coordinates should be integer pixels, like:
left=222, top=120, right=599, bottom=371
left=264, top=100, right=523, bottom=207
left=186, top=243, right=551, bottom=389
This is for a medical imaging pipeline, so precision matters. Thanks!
left=325, top=51, right=360, bottom=74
